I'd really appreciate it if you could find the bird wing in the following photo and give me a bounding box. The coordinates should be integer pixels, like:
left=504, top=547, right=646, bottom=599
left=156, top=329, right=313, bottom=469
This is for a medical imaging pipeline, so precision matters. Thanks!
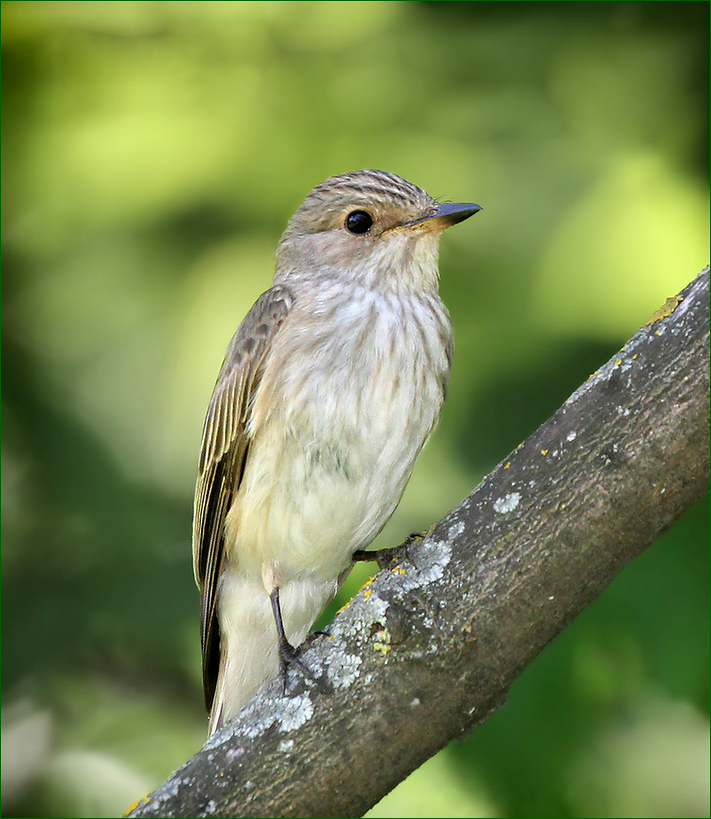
left=192, top=284, right=294, bottom=712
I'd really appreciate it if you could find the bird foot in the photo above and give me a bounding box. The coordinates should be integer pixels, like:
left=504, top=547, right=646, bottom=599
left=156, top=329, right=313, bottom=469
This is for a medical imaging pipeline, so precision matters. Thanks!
left=353, top=531, right=424, bottom=569
left=277, top=637, right=317, bottom=694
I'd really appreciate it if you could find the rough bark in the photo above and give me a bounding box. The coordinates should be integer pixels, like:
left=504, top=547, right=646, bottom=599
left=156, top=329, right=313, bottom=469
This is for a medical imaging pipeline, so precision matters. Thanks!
left=128, top=267, right=710, bottom=819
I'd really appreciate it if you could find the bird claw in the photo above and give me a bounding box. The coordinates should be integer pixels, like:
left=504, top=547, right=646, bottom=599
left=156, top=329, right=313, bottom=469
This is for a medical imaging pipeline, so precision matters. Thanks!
left=303, top=629, right=330, bottom=646
left=278, top=637, right=317, bottom=694
left=353, top=531, right=424, bottom=570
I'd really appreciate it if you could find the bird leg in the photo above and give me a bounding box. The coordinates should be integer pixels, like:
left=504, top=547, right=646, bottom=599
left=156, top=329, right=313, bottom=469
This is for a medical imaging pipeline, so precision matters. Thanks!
left=269, top=587, right=316, bottom=693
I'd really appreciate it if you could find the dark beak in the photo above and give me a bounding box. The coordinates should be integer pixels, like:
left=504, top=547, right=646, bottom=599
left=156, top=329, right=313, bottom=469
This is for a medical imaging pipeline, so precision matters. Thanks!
left=408, top=202, right=482, bottom=230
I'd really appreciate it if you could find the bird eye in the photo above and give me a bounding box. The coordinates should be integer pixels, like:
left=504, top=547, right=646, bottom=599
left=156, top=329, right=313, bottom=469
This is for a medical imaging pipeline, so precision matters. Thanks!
left=345, top=210, right=373, bottom=235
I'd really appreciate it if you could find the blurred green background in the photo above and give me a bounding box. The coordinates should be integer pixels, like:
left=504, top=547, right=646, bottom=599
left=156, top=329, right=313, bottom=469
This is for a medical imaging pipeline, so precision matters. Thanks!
left=2, top=2, right=708, bottom=817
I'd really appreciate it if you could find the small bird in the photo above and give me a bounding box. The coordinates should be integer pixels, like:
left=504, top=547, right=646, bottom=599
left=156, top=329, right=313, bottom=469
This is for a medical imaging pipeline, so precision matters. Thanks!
left=193, top=170, right=480, bottom=735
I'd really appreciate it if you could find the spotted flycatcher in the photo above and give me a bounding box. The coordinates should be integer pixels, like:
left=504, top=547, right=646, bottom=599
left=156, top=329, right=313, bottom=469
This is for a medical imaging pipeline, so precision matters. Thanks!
left=193, top=170, right=481, bottom=734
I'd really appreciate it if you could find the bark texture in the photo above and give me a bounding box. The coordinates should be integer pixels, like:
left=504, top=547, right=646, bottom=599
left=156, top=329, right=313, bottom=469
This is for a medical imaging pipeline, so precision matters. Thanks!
left=128, top=267, right=709, bottom=819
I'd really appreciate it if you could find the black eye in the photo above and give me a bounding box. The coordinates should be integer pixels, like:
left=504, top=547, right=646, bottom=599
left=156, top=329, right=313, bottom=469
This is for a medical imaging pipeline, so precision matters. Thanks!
left=345, top=210, right=373, bottom=235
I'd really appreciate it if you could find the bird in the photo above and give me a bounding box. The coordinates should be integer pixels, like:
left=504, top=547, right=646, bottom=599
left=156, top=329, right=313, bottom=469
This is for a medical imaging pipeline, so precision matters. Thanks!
left=192, top=169, right=481, bottom=735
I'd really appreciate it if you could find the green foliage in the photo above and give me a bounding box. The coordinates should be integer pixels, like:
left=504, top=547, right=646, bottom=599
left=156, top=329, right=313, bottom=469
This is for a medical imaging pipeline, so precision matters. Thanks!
left=2, top=2, right=708, bottom=816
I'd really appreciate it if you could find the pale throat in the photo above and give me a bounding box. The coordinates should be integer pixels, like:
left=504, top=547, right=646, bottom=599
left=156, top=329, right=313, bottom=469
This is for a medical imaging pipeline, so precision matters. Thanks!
left=337, top=231, right=443, bottom=295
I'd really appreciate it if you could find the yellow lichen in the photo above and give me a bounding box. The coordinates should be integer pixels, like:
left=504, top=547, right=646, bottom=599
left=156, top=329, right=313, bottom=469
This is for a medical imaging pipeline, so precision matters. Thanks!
left=645, top=294, right=682, bottom=326
left=123, top=796, right=150, bottom=816
left=373, top=628, right=392, bottom=654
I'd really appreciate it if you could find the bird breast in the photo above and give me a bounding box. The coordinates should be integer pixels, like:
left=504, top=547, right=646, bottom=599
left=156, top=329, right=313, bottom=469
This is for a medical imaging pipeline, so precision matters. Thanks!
left=225, top=282, right=453, bottom=582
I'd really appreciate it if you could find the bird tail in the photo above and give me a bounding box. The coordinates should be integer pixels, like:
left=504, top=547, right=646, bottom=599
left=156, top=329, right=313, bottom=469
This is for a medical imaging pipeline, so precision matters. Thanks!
left=208, top=578, right=280, bottom=736
left=208, top=573, right=339, bottom=736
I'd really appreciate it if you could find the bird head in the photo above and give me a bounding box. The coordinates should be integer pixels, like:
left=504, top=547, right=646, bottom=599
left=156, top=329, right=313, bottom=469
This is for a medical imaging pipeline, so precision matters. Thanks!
left=275, top=170, right=480, bottom=293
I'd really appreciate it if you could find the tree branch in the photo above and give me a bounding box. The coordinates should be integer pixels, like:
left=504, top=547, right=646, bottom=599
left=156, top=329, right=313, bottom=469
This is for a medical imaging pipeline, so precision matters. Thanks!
left=128, top=267, right=710, bottom=819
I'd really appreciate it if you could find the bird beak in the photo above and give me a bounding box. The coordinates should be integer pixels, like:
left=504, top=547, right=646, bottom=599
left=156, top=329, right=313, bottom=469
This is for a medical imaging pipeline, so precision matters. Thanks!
left=406, top=202, right=482, bottom=231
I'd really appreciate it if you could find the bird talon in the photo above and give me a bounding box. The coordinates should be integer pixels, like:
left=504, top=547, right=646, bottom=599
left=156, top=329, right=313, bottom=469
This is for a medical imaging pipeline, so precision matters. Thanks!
left=353, top=533, right=423, bottom=570
left=302, top=629, right=329, bottom=648
left=278, top=638, right=316, bottom=692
